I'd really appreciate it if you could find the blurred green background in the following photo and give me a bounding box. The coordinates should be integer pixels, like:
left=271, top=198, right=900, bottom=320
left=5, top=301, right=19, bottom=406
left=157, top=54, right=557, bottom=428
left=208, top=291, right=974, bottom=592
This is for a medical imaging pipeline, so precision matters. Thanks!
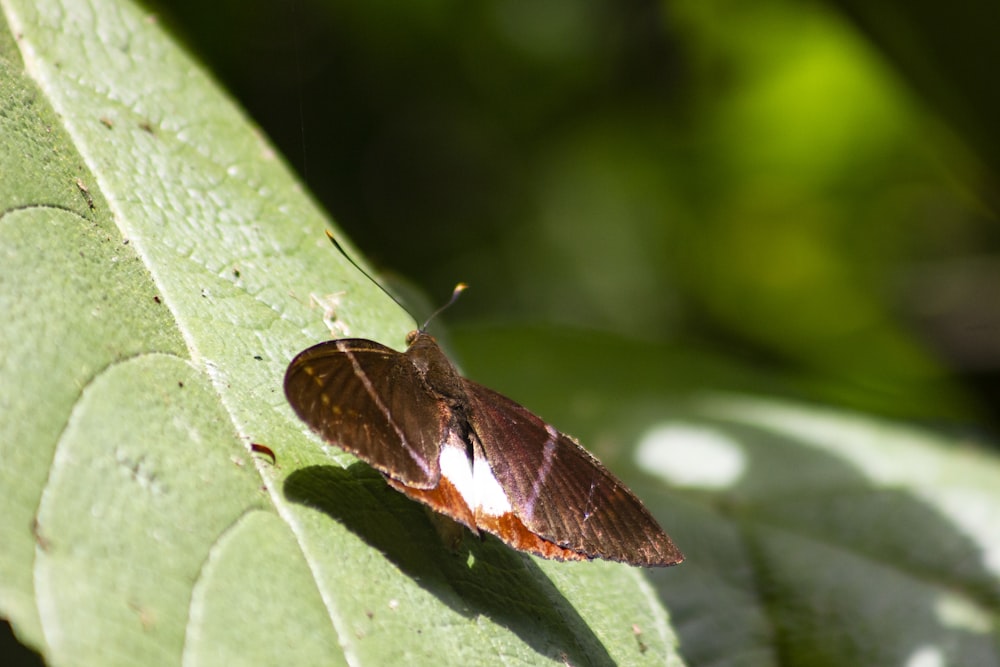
left=147, top=0, right=999, bottom=427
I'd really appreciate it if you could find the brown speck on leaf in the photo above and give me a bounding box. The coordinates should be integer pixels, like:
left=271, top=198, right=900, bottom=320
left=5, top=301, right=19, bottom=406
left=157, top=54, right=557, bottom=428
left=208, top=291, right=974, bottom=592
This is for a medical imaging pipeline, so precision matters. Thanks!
left=128, top=601, right=156, bottom=631
left=100, top=116, right=113, bottom=129
left=251, top=443, right=277, bottom=465
left=31, top=519, right=51, bottom=552
left=632, top=624, right=647, bottom=654
left=75, top=177, right=95, bottom=209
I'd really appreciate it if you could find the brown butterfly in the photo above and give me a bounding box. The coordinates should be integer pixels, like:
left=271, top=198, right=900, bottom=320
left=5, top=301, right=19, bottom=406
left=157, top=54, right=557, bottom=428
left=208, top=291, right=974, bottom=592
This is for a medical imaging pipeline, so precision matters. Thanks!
left=284, top=327, right=683, bottom=567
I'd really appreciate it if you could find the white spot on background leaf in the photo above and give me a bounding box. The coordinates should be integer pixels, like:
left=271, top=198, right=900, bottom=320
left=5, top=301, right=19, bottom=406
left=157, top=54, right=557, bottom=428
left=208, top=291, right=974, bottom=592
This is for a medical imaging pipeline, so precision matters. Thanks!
left=634, top=423, right=745, bottom=489
left=935, top=593, right=992, bottom=633
left=904, top=645, right=944, bottom=667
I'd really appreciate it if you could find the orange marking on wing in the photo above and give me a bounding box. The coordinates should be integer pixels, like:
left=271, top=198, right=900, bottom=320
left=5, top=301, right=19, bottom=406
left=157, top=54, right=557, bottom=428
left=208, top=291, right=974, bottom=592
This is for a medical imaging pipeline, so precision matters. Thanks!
left=476, top=511, right=588, bottom=561
left=385, top=476, right=477, bottom=531
left=389, top=476, right=589, bottom=561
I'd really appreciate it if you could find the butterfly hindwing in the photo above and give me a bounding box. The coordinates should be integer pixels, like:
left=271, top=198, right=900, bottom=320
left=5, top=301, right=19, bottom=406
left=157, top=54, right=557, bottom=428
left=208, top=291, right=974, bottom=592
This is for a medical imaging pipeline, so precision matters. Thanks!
left=284, top=339, right=444, bottom=488
left=465, top=381, right=683, bottom=567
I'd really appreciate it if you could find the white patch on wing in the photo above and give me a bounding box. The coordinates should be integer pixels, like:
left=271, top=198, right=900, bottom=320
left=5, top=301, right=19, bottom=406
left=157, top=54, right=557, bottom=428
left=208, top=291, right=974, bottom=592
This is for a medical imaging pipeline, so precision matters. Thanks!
left=439, top=442, right=512, bottom=517
left=439, top=445, right=475, bottom=504
left=473, top=454, right=513, bottom=516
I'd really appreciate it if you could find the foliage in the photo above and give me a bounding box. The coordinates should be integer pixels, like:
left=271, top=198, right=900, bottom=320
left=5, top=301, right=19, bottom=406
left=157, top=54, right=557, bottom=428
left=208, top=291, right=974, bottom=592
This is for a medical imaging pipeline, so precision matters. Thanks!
left=1, top=1, right=998, bottom=666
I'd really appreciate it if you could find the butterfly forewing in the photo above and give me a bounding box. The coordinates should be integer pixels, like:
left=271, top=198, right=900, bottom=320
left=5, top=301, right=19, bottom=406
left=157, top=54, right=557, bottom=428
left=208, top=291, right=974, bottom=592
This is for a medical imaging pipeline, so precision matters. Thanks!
left=284, top=339, right=444, bottom=487
left=465, top=381, right=683, bottom=567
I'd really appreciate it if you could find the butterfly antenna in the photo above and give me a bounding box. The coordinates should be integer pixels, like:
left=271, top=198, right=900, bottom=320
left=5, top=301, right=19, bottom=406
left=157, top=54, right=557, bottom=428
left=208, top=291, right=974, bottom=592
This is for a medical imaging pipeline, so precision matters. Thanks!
left=420, top=283, right=467, bottom=332
left=325, top=230, right=411, bottom=316
left=324, top=231, right=467, bottom=328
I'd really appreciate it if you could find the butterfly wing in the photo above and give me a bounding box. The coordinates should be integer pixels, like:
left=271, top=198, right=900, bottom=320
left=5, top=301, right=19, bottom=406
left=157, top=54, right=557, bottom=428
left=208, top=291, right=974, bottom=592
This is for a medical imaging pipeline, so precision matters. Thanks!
left=465, top=381, right=683, bottom=567
left=284, top=339, right=445, bottom=488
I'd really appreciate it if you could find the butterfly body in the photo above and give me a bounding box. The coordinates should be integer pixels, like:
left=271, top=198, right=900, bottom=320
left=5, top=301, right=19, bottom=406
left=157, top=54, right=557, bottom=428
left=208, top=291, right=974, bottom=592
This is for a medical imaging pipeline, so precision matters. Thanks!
left=284, top=331, right=682, bottom=567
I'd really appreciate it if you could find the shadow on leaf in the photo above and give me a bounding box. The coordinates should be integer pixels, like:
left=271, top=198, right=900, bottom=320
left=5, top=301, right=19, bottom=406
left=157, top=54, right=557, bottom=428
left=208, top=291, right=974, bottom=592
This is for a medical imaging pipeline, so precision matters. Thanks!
left=284, top=463, right=615, bottom=667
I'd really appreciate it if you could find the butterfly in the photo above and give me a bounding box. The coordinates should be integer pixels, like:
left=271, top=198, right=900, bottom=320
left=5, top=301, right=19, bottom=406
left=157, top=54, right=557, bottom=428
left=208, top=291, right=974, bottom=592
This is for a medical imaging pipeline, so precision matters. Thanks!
left=284, top=326, right=682, bottom=567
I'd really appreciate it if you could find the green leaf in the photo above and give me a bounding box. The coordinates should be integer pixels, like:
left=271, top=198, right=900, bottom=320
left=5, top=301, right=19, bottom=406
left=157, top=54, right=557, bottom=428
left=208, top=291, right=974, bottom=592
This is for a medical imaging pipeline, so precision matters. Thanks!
left=10, top=1, right=997, bottom=666
left=650, top=397, right=1000, bottom=667
left=0, top=1, right=682, bottom=666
